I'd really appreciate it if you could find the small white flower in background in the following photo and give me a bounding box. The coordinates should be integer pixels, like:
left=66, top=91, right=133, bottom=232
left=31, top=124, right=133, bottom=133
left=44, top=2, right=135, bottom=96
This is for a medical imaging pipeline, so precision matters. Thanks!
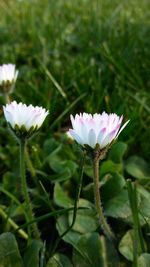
left=69, top=112, right=129, bottom=149
left=3, top=101, right=49, bottom=137
left=0, top=64, right=18, bottom=94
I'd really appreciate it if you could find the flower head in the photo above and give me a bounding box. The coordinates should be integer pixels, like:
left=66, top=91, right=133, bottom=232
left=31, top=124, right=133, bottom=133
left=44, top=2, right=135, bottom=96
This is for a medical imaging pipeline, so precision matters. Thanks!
left=69, top=112, right=129, bottom=150
left=0, top=64, right=18, bottom=94
left=3, top=101, right=49, bottom=138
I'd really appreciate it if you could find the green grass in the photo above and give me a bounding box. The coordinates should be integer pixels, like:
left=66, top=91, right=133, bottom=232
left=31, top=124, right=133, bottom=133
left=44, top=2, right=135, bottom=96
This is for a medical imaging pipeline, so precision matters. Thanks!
left=0, top=0, right=149, bottom=157
left=0, top=0, right=150, bottom=266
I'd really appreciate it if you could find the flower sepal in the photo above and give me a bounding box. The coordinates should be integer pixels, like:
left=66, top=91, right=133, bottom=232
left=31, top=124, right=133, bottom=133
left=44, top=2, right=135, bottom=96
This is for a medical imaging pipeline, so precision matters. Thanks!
left=0, top=81, right=14, bottom=95
left=84, top=143, right=108, bottom=161
left=8, top=123, right=38, bottom=141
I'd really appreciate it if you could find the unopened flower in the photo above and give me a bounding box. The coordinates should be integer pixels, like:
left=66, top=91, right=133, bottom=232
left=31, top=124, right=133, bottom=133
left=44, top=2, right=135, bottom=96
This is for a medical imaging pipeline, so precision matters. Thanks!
left=0, top=64, right=18, bottom=94
left=69, top=112, right=129, bottom=150
left=3, top=101, right=49, bottom=138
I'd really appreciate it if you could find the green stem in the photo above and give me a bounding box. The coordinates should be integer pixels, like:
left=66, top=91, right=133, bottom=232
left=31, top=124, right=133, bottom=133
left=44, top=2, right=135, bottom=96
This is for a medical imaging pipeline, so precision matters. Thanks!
left=0, top=207, right=28, bottom=240
left=20, top=139, right=40, bottom=240
left=50, top=150, right=86, bottom=255
left=127, top=180, right=146, bottom=267
left=25, top=146, right=36, bottom=177
left=4, top=93, right=10, bottom=104
left=0, top=186, right=28, bottom=221
left=93, top=156, right=115, bottom=240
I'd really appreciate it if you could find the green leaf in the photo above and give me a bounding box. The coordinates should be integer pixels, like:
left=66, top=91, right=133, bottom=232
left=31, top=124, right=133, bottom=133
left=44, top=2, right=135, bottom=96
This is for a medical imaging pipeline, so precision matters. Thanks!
left=56, top=199, right=97, bottom=246
left=100, top=160, right=122, bottom=177
left=23, top=240, right=43, bottom=267
left=50, top=158, right=77, bottom=175
left=102, top=173, right=126, bottom=201
left=104, top=189, right=131, bottom=221
left=138, top=186, right=150, bottom=219
left=138, top=253, right=150, bottom=267
left=56, top=214, right=81, bottom=246
left=45, top=143, right=78, bottom=179
left=84, top=165, right=93, bottom=179
left=68, top=199, right=98, bottom=234
left=125, top=156, right=150, bottom=180
left=73, top=233, right=119, bottom=267
left=109, top=142, right=128, bottom=163
left=3, top=172, right=19, bottom=194
left=47, top=152, right=78, bottom=181
left=47, top=253, right=73, bottom=267
left=54, top=183, right=73, bottom=208
left=119, top=230, right=134, bottom=261
left=49, top=169, right=73, bottom=182
left=119, top=230, right=143, bottom=262
left=43, top=138, right=59, bottom=155
left=0, top=232, right=23, bottom=267
left=82, top=183, right=94, bottom=202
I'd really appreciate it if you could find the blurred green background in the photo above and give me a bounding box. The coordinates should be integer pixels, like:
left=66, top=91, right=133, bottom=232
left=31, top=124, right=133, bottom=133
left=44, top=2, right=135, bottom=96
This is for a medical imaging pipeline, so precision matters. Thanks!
left=0, top=0, right=149, bottom=159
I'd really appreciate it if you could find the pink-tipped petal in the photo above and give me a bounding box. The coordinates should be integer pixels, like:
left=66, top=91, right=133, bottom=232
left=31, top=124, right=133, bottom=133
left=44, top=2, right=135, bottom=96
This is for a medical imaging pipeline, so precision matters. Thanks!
left=68, top=112, right=129, bottom=149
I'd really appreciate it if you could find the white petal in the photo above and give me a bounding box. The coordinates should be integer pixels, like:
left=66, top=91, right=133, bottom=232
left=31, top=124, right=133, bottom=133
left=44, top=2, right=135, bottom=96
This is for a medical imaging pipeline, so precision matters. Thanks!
left=80, top=122, right=88, bottom=143
left=69, top=129, right=84, bottom=145
left=70, top=114, right=75, bottom=129
left=88, top=129, right=96, bottom=148
left=97, top=128, right=106, bottom=146
left=3, top=109, right=15, bottom=128
left=68, top=112, right=130, bottom=150
left=116, top=120, right=130, bottom=139
left=3, top=101, right=48, bottom=131
left=100, top=129, right=116, bottom=149
left=0, top=64, right=18, bottom=83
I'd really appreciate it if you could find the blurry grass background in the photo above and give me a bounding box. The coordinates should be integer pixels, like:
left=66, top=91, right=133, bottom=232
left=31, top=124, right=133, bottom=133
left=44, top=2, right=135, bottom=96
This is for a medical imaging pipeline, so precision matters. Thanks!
left=0, top=0, right=149, bottom=159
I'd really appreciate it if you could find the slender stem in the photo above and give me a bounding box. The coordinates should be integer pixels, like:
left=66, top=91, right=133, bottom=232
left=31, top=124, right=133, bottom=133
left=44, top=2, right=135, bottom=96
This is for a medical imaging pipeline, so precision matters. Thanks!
left=25, top=146, right=36, bottom=178
left=93, top=156, right=115, bottom=240
left=127, top=180, right=146, bottom=267
left=50, top=150, right=86, bottom=255
left=20, top=139, right=40, bottom=239
left=0, top=207, right=28, bottom=240
left=0, top=186, right=29, bottom=222
left=20, top=139, right=31, bottom=238
left=4, top=93, right=10, bottom=103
